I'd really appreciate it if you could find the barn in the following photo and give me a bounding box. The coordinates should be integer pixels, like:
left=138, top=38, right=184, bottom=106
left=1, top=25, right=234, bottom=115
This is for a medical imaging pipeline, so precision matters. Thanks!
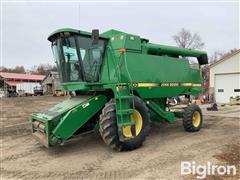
left=0, top=72, right=45, bottom=96
left=209, top=50, right=240, bottom=104
left=41, top=71, right=61, bottom=94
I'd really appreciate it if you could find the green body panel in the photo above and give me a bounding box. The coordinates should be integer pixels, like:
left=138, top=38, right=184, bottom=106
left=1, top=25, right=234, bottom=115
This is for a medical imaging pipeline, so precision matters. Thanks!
left=103, top=32, right=142, bottom=51
left=32, top=96, right=92, bottom=146
left=135, top=86, right=191, bottom=99
left=147, top=101, right=175, bottom=123
left=119, top=52, right=199, bottom=83
left=32, top=96, right=91, bottom=122
left=51, top=95, right=107, bottom=145
left=31, top=95, right=107, bottom=146
left=31, top=28, right=208, bottom=147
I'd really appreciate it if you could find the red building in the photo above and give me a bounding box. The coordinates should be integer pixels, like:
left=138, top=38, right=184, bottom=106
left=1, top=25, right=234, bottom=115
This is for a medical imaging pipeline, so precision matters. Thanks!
left=0, top=72, right=45, bottom=96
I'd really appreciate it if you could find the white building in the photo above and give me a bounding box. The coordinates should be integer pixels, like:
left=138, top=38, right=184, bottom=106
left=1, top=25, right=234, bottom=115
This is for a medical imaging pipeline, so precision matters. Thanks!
left=209, top=50, right=240, bottom=103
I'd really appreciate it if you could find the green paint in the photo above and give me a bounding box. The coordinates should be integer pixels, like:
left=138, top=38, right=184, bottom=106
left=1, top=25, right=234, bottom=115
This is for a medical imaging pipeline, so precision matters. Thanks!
left=31, top=28, right=208, bottom=147
left=147, top=100, right=175, bottom=123
left=51, top=95, right=107, bottom=145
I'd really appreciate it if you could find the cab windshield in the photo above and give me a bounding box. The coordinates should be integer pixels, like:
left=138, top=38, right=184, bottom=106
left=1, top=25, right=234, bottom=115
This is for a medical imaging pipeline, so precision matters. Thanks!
left=52, top=34, right=107, bottom=82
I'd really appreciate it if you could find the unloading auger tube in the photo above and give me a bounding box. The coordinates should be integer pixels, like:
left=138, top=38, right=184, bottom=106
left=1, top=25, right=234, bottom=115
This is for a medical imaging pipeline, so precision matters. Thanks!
left=31, top=28, right=208, bottom=151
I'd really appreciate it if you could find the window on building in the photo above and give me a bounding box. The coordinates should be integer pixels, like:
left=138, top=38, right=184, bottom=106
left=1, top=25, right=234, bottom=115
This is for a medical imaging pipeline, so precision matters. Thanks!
left=234, top=89, right=240, bottom=92
left=218, top=89, right=224, bottom=92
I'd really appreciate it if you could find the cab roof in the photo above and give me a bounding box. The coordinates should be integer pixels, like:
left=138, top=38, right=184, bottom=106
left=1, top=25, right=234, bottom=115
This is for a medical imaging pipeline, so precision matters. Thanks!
left=47, top=28, right=109, bottom=42
left=47, top=28, right=145, bottom=42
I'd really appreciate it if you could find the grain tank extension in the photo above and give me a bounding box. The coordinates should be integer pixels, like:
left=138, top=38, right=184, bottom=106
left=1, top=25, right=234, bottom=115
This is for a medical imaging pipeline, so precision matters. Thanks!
left=31, top=28, right=208, bottom=151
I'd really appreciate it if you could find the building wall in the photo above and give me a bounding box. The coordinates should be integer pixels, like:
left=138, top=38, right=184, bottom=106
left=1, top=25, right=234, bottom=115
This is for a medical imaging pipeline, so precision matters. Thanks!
left=209, top=52, right=240, bottom=103
left=42, top=73, right=61, bottom=94
left=215, top=73, right=240, bottom=103
left=210, top=53, right=240, bottom=87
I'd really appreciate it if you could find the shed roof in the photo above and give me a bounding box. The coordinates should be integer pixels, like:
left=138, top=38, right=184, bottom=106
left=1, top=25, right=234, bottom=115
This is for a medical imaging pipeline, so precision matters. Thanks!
left=5, top=81, right=19, bottom=86
left=42, top=71, right=59, bottom=83
left=210, top=49, right=240, bottom=68
left=0, top=72, right=45, bottom=81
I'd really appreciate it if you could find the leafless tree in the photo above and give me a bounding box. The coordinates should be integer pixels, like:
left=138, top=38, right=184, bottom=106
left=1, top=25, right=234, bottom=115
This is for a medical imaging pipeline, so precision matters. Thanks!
left=30, top=63, right=57, bottom=75
left=0, top=66, right=26, bottom=73
left=209, top=50, right=225, bottom=63
left=173, top=28, right=204, bottom=49
left=209, top=48, right=239, bottom=63
left=173, top=28, right=207, bottom=95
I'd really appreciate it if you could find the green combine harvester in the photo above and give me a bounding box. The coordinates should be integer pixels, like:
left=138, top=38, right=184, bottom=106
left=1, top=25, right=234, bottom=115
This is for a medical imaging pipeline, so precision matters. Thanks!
left=31, top=28, right=208, bottom=151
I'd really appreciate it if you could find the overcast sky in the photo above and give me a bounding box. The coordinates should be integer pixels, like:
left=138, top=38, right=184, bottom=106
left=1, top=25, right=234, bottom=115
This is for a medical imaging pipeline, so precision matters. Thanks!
left=1, top=2, right=239, bottom=69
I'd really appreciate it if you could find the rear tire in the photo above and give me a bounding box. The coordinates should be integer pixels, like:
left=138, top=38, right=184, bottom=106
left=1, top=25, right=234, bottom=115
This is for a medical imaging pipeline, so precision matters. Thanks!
left=99, top=96, right=150, bottom=151
left=183, top=104, right=202, bottom=132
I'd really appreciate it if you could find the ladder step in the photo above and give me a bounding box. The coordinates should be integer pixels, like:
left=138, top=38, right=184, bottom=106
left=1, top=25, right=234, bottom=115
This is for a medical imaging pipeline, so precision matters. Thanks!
left=117, top=109, right=134, bottom=115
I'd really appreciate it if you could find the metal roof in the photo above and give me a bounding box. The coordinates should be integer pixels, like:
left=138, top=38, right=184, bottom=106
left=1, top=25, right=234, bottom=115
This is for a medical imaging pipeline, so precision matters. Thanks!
left=210, top=49, right=240, bottom=68
left=0, top=72, right=45, bottom=81
left=5, top=81, right=19, bottom=86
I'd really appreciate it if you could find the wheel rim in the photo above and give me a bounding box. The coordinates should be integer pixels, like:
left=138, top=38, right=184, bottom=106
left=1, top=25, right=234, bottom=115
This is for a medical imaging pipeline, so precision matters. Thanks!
left=122, top=110, right=143, bottom=138
left=192, top=111, right=201, bottom=127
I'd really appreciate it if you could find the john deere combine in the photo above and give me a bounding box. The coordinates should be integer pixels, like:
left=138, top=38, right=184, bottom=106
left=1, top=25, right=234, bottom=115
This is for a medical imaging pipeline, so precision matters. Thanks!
left=31, top=28, right=208, bottom=151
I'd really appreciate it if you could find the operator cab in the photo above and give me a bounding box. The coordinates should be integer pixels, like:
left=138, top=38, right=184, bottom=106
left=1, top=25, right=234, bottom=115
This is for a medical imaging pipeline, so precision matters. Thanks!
left=48, top=29, right=108, bottom=83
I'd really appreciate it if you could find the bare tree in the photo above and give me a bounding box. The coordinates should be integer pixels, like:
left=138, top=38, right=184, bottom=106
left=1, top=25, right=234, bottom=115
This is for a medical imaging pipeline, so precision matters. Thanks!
left=208, top=50, right=225, bottom=63
left=173, top=28, right=207, bottom=95
left=173, top=28, right=204, bottom=49
left=209, top=48, right=239, bottom=63
left=0, top=66, right=26, bottom=73
left=30, top=63, right=57, bottom=75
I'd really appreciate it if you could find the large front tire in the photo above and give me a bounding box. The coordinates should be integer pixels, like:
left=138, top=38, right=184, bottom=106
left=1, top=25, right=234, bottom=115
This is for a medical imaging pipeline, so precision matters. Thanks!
left=99, top=96, right=150, bottom=151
